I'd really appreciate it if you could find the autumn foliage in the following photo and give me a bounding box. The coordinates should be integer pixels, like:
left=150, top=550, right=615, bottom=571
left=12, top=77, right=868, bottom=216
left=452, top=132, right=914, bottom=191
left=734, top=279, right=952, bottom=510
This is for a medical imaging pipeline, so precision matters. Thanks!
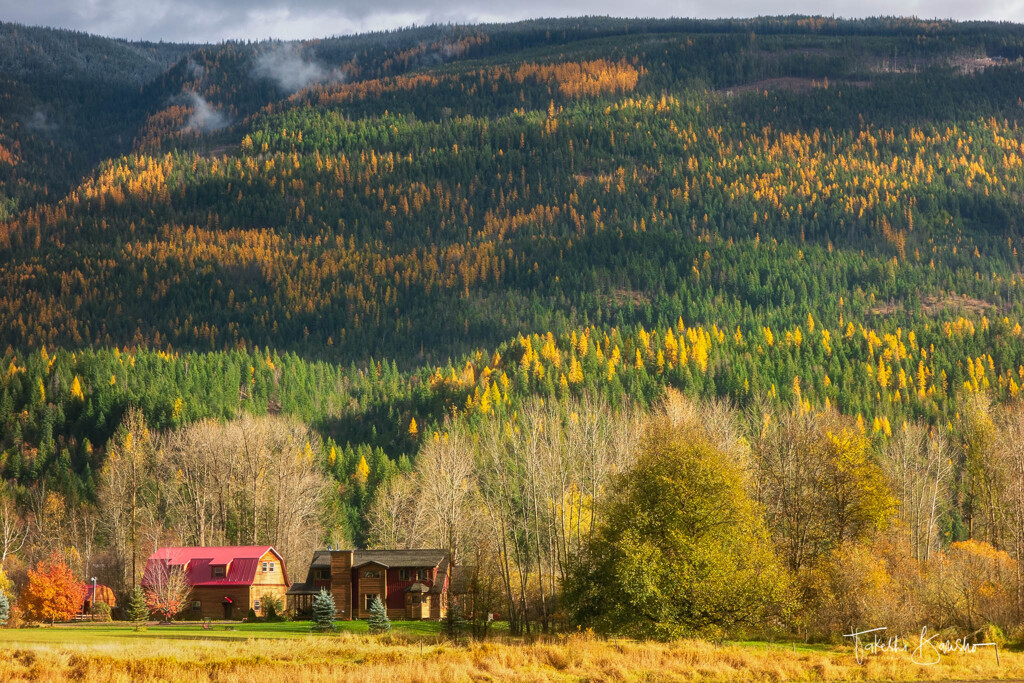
left=19, top=554, right=82, bottom=624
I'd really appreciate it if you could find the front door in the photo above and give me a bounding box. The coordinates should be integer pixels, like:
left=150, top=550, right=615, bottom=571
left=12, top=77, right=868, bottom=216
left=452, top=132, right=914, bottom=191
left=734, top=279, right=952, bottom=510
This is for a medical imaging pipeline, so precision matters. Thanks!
left=222, top=602, right=232, bottom=619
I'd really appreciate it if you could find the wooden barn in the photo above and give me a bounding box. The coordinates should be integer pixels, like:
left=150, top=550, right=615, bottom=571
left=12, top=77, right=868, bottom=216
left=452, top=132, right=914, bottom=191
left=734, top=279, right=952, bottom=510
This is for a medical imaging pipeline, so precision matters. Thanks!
left=143, top=545, right=289, bottom=620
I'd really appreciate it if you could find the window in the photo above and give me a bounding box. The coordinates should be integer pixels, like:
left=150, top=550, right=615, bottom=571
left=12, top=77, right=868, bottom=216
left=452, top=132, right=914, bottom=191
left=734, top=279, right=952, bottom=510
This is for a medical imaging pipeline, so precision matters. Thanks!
left=192, top=600, right=201, bottom=612
left=363, top=594, right=381, bottom=611
left=269, top=562, right=275, bottom=572
left=314, top=568, right=330, bottom=580
left=417, top=569, right=429, bottom=581
left=212, top=566, right=225, bottom=578
left=254, top=599, right=261, bottom=613
left=262, top=562, right=268, bottom=572
left=364, top=569, right=380, bottom=578
left=398, top=569, right=410, bottom=581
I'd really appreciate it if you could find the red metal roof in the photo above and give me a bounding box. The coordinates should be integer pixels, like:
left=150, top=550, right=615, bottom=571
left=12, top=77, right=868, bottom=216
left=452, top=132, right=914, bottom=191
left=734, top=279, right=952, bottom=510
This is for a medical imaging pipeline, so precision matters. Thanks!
left=143, top=546, right=289, bottom=587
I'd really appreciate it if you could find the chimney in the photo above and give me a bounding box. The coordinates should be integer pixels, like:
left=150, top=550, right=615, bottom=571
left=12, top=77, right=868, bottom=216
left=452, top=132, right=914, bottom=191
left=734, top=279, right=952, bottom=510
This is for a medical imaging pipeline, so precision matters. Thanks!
left=329, top=549, right=353, bottom=620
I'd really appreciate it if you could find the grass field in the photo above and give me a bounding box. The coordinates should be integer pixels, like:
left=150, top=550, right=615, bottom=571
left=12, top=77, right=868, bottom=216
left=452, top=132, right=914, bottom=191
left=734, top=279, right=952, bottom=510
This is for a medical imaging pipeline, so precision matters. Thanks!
left=0, top=619, right=443, bottom=644
left=0, top=623, right=1020, bottom=682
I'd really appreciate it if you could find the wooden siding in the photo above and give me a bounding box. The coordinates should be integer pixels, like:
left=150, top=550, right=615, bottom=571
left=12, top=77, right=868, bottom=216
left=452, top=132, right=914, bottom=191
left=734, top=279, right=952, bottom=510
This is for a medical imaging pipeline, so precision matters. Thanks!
left=186, top=586, right=250, bottom=620
left=251, top=549, right=287, bottom=588
left=355, top=563, right=387, bottom=618
left=385, top=569, right=435, bottom=610
left=329, top=550, right=353, bottom=619
left=252, top=585, right=288, bottom=616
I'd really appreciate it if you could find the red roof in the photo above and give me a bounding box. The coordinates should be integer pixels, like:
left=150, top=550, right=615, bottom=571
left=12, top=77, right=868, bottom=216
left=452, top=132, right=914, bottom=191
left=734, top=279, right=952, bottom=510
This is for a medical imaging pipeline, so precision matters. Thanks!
left=143, top=546, right=289, bottom=587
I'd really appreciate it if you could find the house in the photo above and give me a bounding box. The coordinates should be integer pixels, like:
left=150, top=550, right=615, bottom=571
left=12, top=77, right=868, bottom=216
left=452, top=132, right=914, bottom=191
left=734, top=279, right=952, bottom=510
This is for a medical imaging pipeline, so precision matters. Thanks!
left=287, top=548, right=471, bottom=621
left=143, top=545, right=289, bottom=620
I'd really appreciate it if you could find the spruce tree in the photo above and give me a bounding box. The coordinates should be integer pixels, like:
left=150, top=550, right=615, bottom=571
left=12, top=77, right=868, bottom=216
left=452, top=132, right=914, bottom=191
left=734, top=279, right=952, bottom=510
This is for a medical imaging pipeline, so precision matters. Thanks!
left=311, top=589, right=336, bottom=632
left=443, top=600, right=466, bottom=639
left=125, top=585, right=149, bottom=627
left=367, top=595, right=391, bottom=634
left=0, top=590, right=9, bottom=626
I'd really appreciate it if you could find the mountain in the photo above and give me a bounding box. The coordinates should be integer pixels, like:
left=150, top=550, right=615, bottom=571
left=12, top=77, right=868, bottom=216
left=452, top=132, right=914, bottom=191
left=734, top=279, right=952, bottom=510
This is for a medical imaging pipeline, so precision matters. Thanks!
left=3, top=16, right=1024, bottom=537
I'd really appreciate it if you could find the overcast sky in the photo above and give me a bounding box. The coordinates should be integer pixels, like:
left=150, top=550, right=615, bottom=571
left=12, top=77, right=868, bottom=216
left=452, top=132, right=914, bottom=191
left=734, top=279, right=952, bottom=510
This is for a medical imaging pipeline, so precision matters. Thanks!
left=2, top=1, right=1023, bottom=43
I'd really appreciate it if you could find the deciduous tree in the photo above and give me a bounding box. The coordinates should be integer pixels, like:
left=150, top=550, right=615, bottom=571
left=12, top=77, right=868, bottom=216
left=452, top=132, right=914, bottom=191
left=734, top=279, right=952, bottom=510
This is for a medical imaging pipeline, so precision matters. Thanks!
left=143, top=560, right=190, bottom=623
left=566, top=396, right=791, bottom=639
left=20, top=553, right=82, bottom=624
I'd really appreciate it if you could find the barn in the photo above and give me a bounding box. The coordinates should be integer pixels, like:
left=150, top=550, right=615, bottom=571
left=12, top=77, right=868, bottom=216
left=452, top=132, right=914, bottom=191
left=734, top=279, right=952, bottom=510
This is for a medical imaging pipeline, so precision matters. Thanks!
left=143, top=545, right=290, bottom=620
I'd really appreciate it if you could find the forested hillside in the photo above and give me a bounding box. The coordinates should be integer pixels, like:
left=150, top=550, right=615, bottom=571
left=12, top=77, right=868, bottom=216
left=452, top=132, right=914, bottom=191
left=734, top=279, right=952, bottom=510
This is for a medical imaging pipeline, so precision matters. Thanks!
left=6, top=16, right=1024, bottom=635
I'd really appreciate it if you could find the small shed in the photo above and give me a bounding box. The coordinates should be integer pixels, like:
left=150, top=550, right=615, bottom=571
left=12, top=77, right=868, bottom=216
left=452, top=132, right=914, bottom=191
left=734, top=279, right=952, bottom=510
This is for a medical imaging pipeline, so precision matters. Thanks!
left=81, top=583, right=117, bottom=615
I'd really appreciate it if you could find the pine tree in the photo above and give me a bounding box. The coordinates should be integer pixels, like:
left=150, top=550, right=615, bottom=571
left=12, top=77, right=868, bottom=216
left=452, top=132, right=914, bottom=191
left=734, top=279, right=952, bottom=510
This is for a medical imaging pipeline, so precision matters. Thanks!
left=311, top=589, right=336, bottom=632
left=0, top=590, right=9, bottom=626
left=125, top=585, right=149, bottom=627
left=367, top=595, right=391, bottom=634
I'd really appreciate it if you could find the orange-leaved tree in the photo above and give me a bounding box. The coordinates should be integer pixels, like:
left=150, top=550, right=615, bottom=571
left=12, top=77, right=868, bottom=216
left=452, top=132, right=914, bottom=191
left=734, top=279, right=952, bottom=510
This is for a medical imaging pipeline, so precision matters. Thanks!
left=20, top=553, right=82, bottom=624
left=143, top=560, right=190, bottom=623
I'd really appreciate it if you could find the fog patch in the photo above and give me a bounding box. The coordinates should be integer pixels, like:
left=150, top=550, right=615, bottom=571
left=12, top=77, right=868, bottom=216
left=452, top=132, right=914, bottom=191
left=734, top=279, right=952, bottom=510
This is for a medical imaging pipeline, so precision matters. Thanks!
left=183, top=92, right=228, bottom=132
left=253, top=44, right=346, bottom=93
left=26, top=110, right=57, bottom=132
left=186, top=57, right=206, bottom=79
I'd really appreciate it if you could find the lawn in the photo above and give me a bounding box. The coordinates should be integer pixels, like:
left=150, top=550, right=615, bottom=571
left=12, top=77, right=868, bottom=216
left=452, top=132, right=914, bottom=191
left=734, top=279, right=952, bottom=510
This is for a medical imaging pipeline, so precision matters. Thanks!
left=0, top=619, right=443, bottom=644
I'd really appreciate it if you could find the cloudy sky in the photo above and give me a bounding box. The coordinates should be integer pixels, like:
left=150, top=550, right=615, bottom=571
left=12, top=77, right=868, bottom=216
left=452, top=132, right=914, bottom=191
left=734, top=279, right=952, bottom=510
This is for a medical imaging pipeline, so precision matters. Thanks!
left=1, top=0, right=1022, bottom=43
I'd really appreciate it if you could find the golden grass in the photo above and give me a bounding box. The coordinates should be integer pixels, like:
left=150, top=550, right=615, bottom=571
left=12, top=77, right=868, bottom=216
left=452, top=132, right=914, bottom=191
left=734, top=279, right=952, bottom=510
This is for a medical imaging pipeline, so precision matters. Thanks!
left=0, top=630, right=1019, bottom=682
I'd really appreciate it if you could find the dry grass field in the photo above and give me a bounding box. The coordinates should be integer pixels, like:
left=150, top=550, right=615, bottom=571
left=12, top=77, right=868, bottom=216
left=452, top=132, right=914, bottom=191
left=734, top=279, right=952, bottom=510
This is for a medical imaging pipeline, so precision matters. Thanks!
left=0, top=627, right=1019, bottom=682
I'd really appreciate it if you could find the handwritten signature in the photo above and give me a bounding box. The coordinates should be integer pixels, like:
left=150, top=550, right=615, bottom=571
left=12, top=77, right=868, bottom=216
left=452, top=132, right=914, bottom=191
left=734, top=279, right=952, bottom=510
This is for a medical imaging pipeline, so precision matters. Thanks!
left=842, top=627, right=997, bottom=665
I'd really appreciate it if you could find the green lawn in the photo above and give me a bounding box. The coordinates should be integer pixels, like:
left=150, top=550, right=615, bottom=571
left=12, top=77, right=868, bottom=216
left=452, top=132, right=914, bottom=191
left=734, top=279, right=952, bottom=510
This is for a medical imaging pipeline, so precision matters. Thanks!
left=0, top=619, right=444, bottom=644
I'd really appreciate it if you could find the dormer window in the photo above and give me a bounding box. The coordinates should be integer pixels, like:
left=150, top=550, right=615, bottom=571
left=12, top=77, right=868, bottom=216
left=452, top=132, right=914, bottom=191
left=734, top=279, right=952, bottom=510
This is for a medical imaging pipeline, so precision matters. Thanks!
left=212, top=565, right=226, bottom=578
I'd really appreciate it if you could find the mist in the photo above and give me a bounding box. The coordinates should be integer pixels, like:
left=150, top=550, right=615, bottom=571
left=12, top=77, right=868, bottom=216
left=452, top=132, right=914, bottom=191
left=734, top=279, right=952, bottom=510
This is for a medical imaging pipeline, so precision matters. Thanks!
left=26, top=110, right=57, bottom=133
left=184, top=93, right=229, bottom=132
left=253, top=44, right=345, bottom=93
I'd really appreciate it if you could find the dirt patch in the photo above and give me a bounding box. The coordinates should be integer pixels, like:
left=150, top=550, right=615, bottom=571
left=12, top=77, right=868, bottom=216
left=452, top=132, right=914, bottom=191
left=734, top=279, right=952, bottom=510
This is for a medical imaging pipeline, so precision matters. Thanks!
left=718, top=77, right=871, bottom=96
left=871, top=54, right=1012, bottom=75
left=202, top=144, right=235, bottom=158
left=952, top=55, right=1011, bottom=74
left=605, top=288, right=650, bottom=307
left=871, top=295, right=994, bottom=317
